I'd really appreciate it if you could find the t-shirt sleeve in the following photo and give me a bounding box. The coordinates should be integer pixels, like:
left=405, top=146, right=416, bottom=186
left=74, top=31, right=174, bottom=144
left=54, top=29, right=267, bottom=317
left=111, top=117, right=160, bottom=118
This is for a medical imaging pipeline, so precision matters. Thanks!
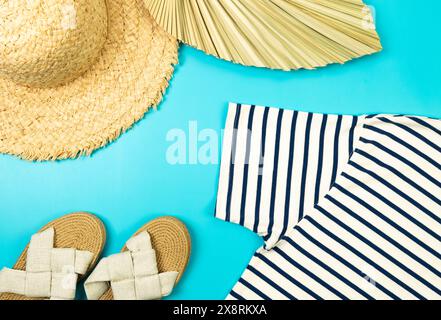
left=215, top=102, right=362, bottom=249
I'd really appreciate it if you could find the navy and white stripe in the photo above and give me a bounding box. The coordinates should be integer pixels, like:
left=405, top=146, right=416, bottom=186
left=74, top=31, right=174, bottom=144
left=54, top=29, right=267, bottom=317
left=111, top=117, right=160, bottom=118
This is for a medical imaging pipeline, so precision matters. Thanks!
left=226, top=113, right=441, bottom=300
left=216, top=103, right=361, bottom=248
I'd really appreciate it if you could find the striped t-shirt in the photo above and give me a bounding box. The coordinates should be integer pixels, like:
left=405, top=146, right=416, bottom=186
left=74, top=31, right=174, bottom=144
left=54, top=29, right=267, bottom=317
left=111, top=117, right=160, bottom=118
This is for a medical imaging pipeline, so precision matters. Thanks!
left=216, top=103, right=441, bottom=300
left=216, top=103, right=362, bottom=249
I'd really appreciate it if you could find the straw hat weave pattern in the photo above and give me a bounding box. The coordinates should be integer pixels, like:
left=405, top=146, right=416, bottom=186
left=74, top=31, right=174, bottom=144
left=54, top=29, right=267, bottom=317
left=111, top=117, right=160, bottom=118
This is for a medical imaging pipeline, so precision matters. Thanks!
left=0, top=0, right=178, bottom=161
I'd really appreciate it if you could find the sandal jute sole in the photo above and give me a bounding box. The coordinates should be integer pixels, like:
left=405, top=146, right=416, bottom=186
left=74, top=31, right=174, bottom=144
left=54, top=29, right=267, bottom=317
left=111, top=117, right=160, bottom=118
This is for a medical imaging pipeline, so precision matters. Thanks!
left=0, top=212, right=106, bottom=300
left=99, top=216, right=191, bottom=300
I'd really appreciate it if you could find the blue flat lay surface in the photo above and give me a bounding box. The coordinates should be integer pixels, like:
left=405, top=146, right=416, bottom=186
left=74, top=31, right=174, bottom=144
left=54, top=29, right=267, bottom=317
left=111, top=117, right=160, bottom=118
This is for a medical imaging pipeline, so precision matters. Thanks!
left=0, top=0, right=440, bottom=300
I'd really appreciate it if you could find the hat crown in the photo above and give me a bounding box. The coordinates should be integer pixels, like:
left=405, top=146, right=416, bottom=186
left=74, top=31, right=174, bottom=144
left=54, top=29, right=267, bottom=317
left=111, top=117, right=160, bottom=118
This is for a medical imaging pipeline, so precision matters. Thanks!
left=0, top=0, right=108, bottom=88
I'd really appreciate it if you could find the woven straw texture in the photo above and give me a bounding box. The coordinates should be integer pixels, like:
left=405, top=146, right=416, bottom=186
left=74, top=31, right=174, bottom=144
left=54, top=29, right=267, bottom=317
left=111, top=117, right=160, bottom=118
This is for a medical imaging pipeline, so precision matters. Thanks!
left=144, top=0, right=382, bottom=70
left=100, top=216, right=191, bottom=300
left=0, top=0, right=178, bottom=161
left=0, top=212, right=106, bottom=300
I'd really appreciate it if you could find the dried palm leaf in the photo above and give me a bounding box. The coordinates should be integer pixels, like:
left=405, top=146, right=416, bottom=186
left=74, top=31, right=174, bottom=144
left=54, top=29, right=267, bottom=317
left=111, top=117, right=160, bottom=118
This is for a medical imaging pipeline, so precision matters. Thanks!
left=144, top=0, right=382, bottom=70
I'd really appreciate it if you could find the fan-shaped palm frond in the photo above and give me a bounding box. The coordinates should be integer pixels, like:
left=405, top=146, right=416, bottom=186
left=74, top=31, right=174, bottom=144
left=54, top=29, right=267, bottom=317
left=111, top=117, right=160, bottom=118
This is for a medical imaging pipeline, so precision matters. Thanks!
left=144, top=0, right=382, bottom=70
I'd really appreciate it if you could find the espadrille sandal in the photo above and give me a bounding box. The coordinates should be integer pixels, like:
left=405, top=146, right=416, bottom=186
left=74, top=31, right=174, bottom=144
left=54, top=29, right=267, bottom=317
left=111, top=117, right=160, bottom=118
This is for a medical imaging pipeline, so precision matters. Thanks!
left=0, top=212, right=106, bottom=300
left=84, top=216, right=191, bottom=300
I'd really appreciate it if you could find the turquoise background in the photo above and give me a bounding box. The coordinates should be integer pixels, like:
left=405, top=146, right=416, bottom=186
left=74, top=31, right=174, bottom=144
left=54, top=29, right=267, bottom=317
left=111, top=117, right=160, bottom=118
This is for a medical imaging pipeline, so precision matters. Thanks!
left=0, top=0, right=440, bottom=300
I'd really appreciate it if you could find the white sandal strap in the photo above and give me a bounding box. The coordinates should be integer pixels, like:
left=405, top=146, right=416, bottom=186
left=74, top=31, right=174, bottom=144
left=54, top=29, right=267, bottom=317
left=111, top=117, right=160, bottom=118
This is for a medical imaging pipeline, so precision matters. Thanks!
left=0, top=228, right=93, bottom=300
left=84, top=231, right=178, bottom=300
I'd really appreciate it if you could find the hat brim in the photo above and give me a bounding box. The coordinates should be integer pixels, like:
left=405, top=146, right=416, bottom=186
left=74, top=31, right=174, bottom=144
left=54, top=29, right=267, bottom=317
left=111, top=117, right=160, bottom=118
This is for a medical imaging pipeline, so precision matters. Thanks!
left=0, top=0, right=178, bottom=161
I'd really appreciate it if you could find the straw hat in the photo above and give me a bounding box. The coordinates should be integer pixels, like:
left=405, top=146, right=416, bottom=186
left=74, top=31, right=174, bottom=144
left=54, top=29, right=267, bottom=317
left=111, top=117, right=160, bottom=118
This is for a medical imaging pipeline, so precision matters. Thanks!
left=0, top=0, right=178, bottom=161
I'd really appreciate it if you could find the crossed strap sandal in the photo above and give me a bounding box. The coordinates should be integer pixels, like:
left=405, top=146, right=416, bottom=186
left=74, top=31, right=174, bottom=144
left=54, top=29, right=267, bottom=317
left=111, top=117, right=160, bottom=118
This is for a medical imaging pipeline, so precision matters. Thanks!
left=85, top=216, right=191, bottom=300
left=0, top=212, right=106, bottom=300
